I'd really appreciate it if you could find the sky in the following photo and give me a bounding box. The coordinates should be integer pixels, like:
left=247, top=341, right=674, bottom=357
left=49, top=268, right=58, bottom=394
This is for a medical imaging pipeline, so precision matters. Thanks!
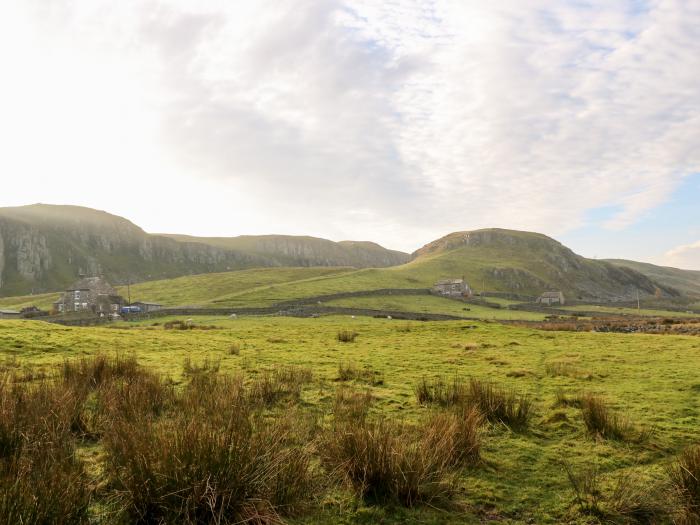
left=0, top=0, right=699, bottom=269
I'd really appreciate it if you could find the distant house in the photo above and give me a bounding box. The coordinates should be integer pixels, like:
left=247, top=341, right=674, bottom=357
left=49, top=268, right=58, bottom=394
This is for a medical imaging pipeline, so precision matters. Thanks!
left=0, top=309, right=21, bottom=319
left=432, top=278, right=472, bottom=298
left=53, top=276, right=124, bottom=315
left=537, top=291, right=565, bottom=306
left=130, top=301, right=163, bottom=313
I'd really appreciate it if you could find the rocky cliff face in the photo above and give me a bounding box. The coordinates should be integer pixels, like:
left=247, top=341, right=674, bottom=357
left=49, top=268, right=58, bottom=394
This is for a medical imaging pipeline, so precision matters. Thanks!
left=0, top=204, right=409, bottom=296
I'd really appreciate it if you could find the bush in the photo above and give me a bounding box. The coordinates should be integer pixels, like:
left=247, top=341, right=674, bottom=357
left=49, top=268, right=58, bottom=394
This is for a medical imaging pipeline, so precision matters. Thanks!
left=182, top=355, right=221, bottom=376
left=229, top=342, right=242, bottom=355
left=670, top=445, right=700, bottom=523
left=337, top=330, right=358, bottom=343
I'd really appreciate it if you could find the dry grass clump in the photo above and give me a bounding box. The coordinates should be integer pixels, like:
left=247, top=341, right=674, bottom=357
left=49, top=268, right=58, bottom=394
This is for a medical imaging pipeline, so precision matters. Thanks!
left=424, top=406, right=483, bottom=468
left=163, top=319, right=218, bottom=330
left=396, top=323, right=413, bottom=333
left=248, top=365, right=313, bottom=407
left=414, top=376, right=468, bottom=407
left=468, top=379, right=533, bottom=430
left=333, top=386, right=373, bottom=422
left=564, top=462, right=669, bottom=522
left=337, top=361, right=384, bottom=385
left=669, top=445, right=700, bottom=524
left=321, top=418, right=457, bottom=507
left=0, top=375, right=91, bottom=524
left=103, top=372, right=314, bottom=524
left=61, top=353, right=142, bottom=392
left=229, top=341, right=242, bottom=355
left=182, top=355, right=221, bottom=376
left=337, top=329, right=358, bottom=343
left=554, top=389, right=582, bottom=408
left=579, top=393, right=649, bottom=442
left=415, top=377, right=533, bottom=430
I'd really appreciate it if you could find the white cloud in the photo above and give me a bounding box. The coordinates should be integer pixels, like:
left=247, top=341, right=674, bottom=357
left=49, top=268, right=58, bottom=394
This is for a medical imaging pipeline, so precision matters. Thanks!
left=0, top=0, right=698, bottom=252
left=663, top=240, right=700, bottom=270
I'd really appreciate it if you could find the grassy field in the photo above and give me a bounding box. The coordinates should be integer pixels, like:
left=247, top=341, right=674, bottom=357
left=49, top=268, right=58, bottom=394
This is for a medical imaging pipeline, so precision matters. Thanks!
left=2, top=316, right=700, bottom=523
left=560, top=304, right=699, bottom=318
left=325, top=294, right=548, bottom=321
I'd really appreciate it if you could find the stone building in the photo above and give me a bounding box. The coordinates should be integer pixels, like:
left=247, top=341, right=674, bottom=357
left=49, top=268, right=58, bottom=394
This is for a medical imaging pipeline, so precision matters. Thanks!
left=53, top=276, right=124, bottom=315
left=432, top=278, right=472, bottom=298
left=536, top=291, right=565, bottom=306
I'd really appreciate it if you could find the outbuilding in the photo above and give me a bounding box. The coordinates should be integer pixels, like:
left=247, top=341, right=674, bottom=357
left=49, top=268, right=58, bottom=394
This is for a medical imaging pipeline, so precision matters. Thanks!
left=537, top=291, right=565, bottom=306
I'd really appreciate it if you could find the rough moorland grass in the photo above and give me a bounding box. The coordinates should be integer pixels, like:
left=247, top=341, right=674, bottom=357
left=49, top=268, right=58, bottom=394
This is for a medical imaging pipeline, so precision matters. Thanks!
left=104, top=374, right=314, bottom=524
left=337, top=361, right=384, bottom=385
left=670, top=445, right=700, bottom=523
left=415, top=376, right=533, bottom=430
left=0, top=375, right=92, bottom=524
left=2, top=317, right=699, bottom=523
left=337, top=329, right=358, bottom=343
left=579, top=393, right=652, bottom=442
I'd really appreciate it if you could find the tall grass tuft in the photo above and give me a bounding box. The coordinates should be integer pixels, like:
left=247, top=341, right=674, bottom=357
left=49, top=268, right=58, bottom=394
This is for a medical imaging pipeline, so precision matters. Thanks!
left=579, top=393, right=636, bottom=441
left=337, top=361, right=384, bottom=385
left=0, top=375, right=91, bottom=524
left=670, top=445, right=700, bottom=524
left=415, top=377, right=533, bottom=430
left=337, top=330, right=358, bottom=343
left=103, top=373, right=314, bottom=524
left=321, top=418, right=457, bottom=507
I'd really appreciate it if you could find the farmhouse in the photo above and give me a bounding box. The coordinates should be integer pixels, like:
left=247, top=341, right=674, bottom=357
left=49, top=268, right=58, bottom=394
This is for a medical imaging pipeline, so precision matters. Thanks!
left=537, top=291, right=565, bottom=306
left=53, top=276, right=124, bottom=315
left=432, top=278, right=472, bottom=298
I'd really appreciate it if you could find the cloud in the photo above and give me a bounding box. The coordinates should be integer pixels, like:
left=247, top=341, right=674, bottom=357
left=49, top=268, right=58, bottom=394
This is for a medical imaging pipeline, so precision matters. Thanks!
left=663, top=240, right=700, bottom=270
left=1, top=0, right=699, bottom=251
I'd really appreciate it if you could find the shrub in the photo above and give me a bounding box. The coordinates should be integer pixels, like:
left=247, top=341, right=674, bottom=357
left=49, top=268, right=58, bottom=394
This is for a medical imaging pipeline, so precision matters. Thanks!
left=337, top=330, right=358, bottom=343
left=580, top=394, right=635, bottom=441
left=670, top=445, right=700, bottom=523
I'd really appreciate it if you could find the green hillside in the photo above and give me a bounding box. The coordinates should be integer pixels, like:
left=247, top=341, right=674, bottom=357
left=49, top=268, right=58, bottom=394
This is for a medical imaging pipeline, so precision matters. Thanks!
left=605, top=259, right=700, bottom=297
left=0, top=204, right=408, bottom=296
left=124, top=229, right=679, bottom=308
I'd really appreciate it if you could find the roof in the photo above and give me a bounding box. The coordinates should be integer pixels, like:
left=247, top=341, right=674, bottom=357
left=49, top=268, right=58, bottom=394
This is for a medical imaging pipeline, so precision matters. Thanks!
left=65, top=276, right=118, bottom=295
left=435, top=279, right=464, bottom=285
left=0, top=309, right=20, bottom=315
left=540, top=291, right=563, bottom=298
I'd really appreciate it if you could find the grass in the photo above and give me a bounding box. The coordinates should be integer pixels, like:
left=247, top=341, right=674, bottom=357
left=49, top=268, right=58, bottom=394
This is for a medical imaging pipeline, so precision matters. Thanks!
left=326, top=294, right=548, bottom=320
left=1, top=316, right=700, bottom=523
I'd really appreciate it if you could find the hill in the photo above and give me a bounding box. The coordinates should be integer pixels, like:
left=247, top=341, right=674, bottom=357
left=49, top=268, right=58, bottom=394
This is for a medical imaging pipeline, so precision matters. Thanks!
left=121, top=229, right=680, bottom=308
left=0, top=204, right=408, bottom=296
left=605, top=259, right=700, bottom=297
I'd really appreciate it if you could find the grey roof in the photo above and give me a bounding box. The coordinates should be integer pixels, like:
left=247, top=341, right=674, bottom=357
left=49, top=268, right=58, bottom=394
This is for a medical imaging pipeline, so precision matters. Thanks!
left=540, top=291, right=563, bottom=297
left=435, top=279, right=464, bottom=285
left=0, top=309, right=20, bottom=314
left=66, top=277, right=118, bottom=295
